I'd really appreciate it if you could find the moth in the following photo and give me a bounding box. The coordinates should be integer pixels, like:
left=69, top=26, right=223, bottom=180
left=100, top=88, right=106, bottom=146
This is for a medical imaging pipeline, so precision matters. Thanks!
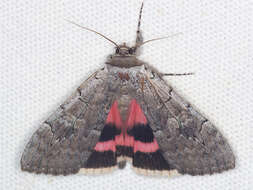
left=21, top=3, right=235, bottom=176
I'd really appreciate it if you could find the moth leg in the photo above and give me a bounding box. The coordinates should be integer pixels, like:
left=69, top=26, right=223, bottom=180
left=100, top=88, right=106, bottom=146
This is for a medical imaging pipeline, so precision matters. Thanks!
left=162, top=72, right=194, bottom=76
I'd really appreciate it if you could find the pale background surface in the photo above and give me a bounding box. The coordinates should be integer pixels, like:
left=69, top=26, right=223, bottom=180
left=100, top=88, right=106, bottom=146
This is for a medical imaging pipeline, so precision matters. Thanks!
left=1, top=0, right=252, bottom=189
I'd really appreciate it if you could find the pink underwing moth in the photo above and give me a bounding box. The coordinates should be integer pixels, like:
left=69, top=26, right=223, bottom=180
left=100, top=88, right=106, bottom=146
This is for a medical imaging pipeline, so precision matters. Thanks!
left=21, top=3, right=235, bottom=176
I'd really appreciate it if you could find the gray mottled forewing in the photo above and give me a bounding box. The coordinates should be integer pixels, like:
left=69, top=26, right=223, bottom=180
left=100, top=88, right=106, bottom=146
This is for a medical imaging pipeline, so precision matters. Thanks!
left=21, top=68, right=115, bottom=175
left=138, top=66, right=235, bottom=175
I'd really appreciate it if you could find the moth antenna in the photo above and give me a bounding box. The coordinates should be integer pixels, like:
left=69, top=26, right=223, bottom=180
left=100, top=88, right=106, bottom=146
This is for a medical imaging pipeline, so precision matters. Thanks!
left=140, top=32, right=183, bottom=47
left=137, top=2, right=144, bottom=35
left=65, top=19, right=119, bottom=47
left=162, top=72, right=194, bottom=76
left=135, top=2, right=144, bottom=47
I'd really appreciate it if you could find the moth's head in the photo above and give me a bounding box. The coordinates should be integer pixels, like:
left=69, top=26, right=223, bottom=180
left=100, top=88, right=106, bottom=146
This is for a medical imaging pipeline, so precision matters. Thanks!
left=114, top=43, right=136, bottom=57
left=106, top=43, right=143, bottom=68
left=66, top=3, right=180, bottom=68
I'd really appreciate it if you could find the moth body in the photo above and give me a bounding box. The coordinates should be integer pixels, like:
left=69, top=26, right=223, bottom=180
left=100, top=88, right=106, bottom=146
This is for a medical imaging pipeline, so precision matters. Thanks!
left=21, top=3, right=235, bottom=176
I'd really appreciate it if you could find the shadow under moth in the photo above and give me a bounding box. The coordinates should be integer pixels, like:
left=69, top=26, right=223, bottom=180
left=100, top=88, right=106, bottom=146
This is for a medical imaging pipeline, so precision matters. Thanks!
left=21, top=3, right=235, bottom=176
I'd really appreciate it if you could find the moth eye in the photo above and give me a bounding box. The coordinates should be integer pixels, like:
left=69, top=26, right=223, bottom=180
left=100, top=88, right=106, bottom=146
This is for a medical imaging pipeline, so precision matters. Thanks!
left=116, top=48, right=120, bottom=54
left=128, top=48, right=134, bottom=54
